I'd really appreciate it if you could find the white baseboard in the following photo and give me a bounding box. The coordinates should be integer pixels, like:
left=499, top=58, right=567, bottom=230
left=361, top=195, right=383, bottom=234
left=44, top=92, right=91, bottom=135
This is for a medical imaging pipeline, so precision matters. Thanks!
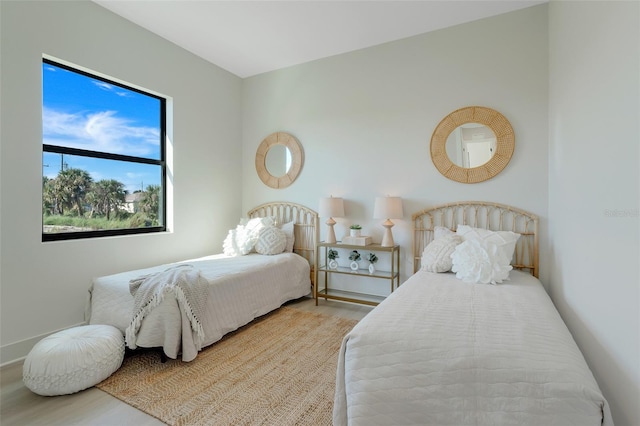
left=0, top=322, right=86, bottom=368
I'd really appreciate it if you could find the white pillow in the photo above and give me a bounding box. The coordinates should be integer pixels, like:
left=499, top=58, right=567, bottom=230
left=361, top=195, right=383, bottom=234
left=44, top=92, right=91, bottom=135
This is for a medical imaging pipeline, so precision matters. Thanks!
left=434, top=226, right=455, bottom=240
left=223, top=227, right=250, bottom=256
left=222, top=216, right=276, bottom=257
left=451, top=239, right=513, bottom=284
left=239, top=216, right=276, bottom=227
left=280, top=221, right=295, bottom=253
left=255, top=226, right=287, bottom=255
left=245, top=217, right=275, bottom=253
left=421, top=234, right=463, bottom=273
left=456, top=225, right=520, bottom=261
left=244, top=217, right=275, bottom=237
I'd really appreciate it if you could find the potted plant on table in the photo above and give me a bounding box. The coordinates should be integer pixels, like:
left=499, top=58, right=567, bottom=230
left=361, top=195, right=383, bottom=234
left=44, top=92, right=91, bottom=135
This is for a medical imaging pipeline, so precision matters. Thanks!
left=349, top=224, right=362, bottom=237
left=349, top=250, right=361, bottom=271
left=328, top=249, right=339, bottom=269
left=367, top=252, right=378, bottom=274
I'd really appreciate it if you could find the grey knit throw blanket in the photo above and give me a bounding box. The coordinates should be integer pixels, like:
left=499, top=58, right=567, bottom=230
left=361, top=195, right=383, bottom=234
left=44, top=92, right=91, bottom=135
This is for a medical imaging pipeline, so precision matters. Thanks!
left=126, top=264, right=208, bottom=354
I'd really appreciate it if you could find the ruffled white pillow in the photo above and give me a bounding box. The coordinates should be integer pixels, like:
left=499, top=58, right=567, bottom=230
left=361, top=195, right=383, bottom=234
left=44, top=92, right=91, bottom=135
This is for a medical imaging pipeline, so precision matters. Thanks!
left=223, top=228, right=241, bottom=256
left=255, top=226, right=287, bottom=255
left=456, top=225, right=520, bottom=261
left=223, top=227, right=249, bottom=256
left=421, top=235, right=463, bottom=273
left=451, top=239, right=513, bottom=284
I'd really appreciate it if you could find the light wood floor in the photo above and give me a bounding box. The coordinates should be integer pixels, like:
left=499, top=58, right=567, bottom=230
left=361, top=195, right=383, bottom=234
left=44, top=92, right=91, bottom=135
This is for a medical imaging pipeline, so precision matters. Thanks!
left=0, top=297, right=372, bottom=426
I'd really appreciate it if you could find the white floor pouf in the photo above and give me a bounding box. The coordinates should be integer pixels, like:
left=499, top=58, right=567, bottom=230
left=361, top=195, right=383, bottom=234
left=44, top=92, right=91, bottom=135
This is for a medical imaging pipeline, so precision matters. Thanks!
left=23, top=324, right=125, bottom=396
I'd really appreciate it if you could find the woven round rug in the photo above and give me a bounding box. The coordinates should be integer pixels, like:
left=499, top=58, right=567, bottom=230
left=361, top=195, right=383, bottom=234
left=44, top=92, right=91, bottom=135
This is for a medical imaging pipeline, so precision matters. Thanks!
left=96, top=306, right=357, bottom=426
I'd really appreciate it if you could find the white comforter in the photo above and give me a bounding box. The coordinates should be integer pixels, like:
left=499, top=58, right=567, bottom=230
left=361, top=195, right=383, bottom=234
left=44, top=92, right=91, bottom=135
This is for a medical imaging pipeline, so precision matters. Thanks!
left=334, top=270, right=613, bottom=426
left=88, top=253, right=310, bottom=361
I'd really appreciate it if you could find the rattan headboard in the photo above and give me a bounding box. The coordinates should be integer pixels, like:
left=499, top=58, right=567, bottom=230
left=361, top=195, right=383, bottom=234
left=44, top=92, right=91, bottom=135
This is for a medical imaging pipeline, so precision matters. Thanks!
left=247, top=202, right=319, bottom=269
left=412, top=201, right=539, bottom=277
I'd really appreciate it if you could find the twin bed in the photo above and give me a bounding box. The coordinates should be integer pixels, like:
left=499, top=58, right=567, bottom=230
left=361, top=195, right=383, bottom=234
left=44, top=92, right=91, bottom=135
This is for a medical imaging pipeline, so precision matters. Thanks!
left=333, top=202, right=612, bottom=426
left=88, top=199, right=611, bottom=426
left=88, top=202, right=318, bottom=361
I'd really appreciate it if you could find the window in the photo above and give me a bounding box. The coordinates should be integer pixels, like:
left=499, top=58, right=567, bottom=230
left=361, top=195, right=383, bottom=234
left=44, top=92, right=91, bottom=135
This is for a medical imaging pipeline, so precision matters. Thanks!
left=42, top=58, right=166, bottom=241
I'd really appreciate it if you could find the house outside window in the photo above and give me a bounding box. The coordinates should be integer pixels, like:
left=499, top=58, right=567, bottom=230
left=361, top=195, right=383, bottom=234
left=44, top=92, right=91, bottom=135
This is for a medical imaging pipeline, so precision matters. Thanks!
left=42, top=58, right=166, bottom=241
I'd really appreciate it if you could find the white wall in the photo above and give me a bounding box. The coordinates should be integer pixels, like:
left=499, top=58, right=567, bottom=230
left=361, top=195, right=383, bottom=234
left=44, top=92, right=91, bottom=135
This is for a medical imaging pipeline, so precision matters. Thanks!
left=548, top=1, right=640, bottom=425
left=242, top=5, right=549, bottom=291
left=3, top=2, right=636, bottom=423
left=0, top=1, right=243, bottom=362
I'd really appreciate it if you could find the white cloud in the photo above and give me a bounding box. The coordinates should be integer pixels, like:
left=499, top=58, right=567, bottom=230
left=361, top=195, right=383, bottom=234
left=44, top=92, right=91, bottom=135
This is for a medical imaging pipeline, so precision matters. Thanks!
left=42, top=107, right=159, bottom=157
left=93, top=81, right=130, bottom=97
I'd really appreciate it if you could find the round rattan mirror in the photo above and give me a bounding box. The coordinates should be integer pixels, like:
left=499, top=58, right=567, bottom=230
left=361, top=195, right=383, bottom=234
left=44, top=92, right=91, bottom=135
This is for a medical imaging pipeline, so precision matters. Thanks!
left=430, top=106, right=514, bottom=184
left=256, top=132, right=304, bottom=189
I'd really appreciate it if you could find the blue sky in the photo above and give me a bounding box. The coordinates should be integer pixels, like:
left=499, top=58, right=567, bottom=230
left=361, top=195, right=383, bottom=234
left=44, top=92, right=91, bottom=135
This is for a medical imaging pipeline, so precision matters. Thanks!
left=42, top=61, right=162, bottom=194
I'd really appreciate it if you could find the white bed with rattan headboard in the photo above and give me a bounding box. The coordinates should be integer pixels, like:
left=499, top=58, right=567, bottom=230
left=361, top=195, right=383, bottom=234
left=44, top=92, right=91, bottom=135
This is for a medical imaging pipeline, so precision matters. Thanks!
left=334, top=201, right=612, bottom=426
left=247, top=201, right=319, bottom=273
left=412, top=201, right=539, bottom=276
left=88, top=201, right=318, bottom=362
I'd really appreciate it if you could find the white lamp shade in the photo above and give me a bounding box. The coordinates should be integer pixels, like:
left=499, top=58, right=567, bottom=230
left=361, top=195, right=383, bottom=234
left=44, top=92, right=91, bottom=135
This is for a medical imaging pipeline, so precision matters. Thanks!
left=373, top=197, right=403, bottom=220
left=319, top=197, right=345, bottom=218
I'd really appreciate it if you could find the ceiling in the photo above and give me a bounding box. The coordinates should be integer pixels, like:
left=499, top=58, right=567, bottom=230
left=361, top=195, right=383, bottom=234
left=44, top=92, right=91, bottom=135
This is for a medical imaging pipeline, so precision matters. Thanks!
left=93, top=0, right=546, bottom=78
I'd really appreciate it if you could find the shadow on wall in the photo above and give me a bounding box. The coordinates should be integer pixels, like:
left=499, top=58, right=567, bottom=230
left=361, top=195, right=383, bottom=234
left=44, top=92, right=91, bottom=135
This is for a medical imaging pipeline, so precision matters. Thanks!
left=549, top=248, right=635, bottom=426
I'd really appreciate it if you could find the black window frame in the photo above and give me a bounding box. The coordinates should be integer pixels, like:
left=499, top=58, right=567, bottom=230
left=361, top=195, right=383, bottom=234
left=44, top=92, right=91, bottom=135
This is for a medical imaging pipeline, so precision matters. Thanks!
left=42, top=58, right=167, bottom=242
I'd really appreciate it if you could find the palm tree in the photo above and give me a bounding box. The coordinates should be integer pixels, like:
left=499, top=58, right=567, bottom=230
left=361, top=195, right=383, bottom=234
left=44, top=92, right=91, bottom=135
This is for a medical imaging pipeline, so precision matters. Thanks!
left=87, top=179, right=126, bottom=220
left=51, top=175, right=71, bottom=215
left=42, top=176, right=56, bottom=215
left=55, top=168, right=93, bottom=216
left=139, top=184, right=161, bottom=223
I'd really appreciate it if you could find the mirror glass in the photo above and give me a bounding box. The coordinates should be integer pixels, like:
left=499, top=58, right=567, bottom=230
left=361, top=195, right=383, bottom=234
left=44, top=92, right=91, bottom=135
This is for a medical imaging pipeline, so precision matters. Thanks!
left=430, top=106, right=514, bottom=184
left=256, top=132, right=304, bottom=189
left=445, top=123, right=497, bottom=168
left=265, top=144, right=292, bottom=177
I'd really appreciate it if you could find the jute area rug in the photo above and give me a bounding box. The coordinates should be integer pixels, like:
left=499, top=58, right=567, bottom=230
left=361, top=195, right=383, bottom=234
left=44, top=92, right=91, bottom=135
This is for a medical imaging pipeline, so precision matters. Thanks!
left=96, top=306, right=358, bottom=426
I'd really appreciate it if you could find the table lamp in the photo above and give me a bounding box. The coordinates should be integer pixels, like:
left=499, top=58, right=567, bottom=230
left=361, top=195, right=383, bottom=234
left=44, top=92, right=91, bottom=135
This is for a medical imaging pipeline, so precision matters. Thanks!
left=319, top=196, right=345, bottom=244
left=373, top=196, right=403, bottom=247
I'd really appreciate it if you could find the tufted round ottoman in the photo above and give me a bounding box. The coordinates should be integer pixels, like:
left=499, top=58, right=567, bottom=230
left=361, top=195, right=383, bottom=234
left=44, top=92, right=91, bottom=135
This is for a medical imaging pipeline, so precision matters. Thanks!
left=23, top=324, right=125, bottom=396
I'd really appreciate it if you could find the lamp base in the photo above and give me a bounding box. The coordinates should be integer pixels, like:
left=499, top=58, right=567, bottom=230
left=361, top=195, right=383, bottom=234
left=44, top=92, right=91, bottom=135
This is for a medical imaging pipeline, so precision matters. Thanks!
left=325, top=218, right=337, bottom=244
left=380, top=220, right=395, bottom=247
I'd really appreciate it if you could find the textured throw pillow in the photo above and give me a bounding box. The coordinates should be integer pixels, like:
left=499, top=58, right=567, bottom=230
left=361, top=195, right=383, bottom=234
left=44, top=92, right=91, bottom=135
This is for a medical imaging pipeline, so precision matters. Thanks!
left=255, top=226, right=287, bottom=255
left=456, top=225, right=520, bottom=261
left=245, top=217, right=275, bottom=237
left=451, top=239, right=513, bottom=284
left=421, top=234, right=463, bottom=273
left=280, top=221, right=295, bottom=253
left=244, top=217, right=276, bottom=253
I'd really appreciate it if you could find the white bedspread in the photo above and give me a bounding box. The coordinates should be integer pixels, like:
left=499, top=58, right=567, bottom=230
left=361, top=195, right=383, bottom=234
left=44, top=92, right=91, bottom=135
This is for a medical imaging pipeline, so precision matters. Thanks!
left=334, top=270, right=613, bottom=426
left=88, top=253, right=310, bottom=361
